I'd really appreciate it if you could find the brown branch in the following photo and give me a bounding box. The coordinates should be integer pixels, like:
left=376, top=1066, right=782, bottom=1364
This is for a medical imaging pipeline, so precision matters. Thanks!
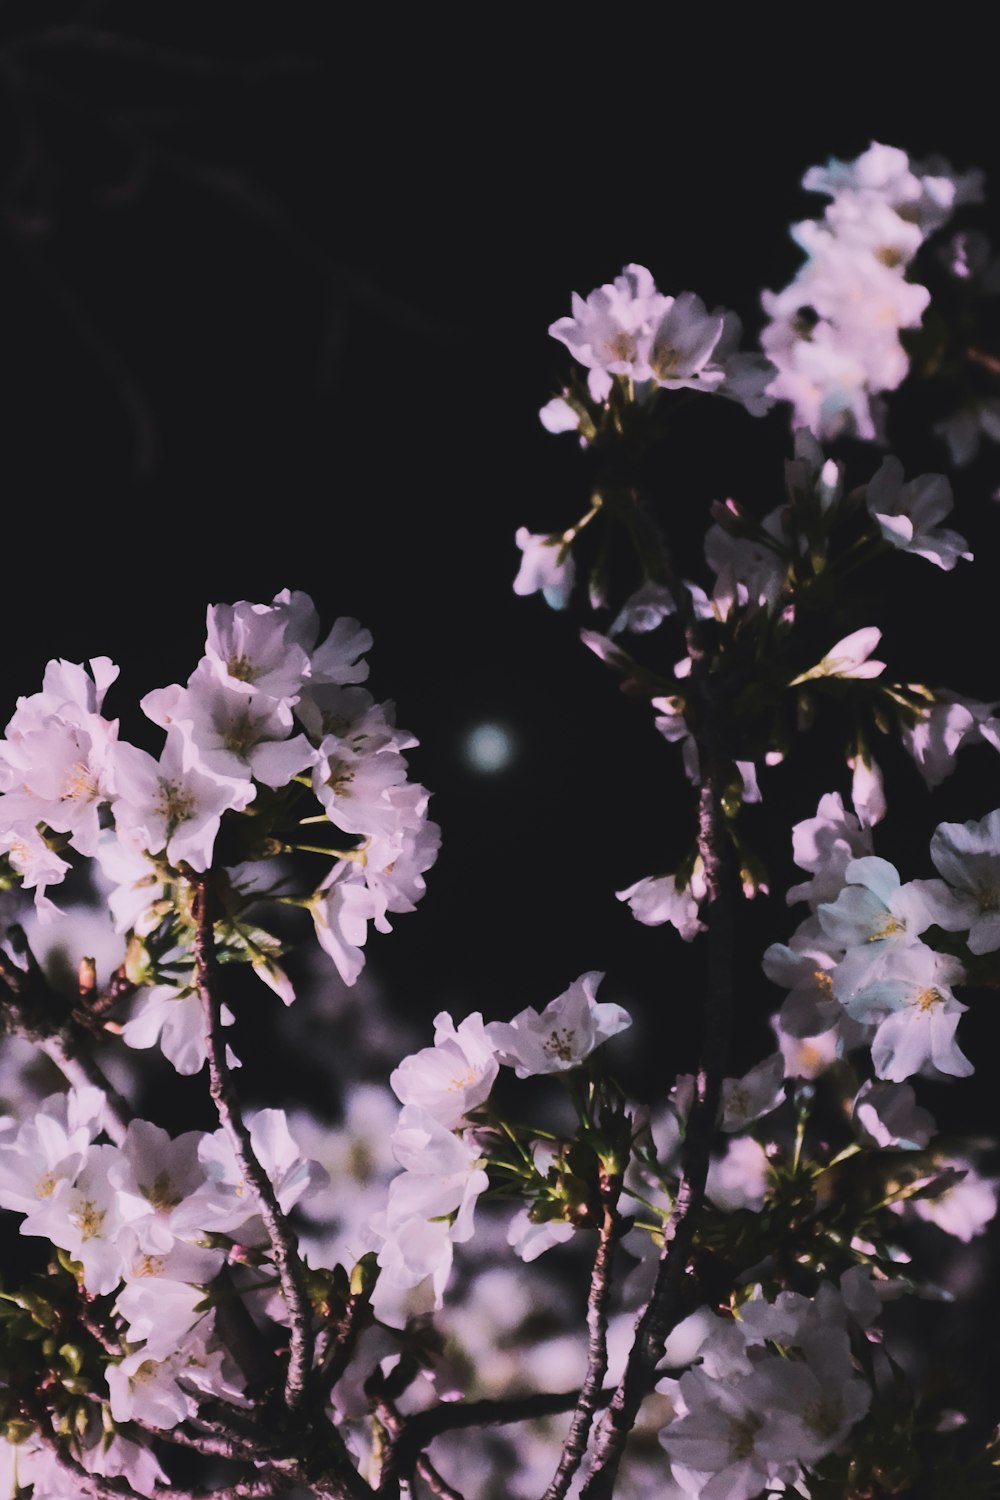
left=193, top=879, right=314, bottom=1412
left=143, top=1424, right=260, bottom=1463
left=75, top=962, right=139, bottom=1024
left=76, top=1288, right=124, bottom=1355
left=967, top=345, right=1000, bottom=376
left=317, top=1290, right=371, bottom=1397
left=542, top=1175, right=622, bottom=1500
left=391, top=1386, right=614, bottom=1470
left=579, top=774, right=735, bottom=1500
left=372, top=1389, right=465, bottom=1500
left=0, top=934, right=133, bottom=1145
left=33, top=1412, right=289, bottom=1500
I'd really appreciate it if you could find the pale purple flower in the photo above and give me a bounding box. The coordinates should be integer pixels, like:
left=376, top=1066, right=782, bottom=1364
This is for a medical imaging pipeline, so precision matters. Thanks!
left=110, top=733, right=255, bottom=872
left=122, top=985, right=238, bottom=1075
left=720, top=1054, right=786, bottom=1133
left=903, top=692, right=997, bottom=788
left=865, top=456, right=972, bottom=569
left=787, top=790, right=873, bottom=907
left=548, top=262, right=664, bottom=400
left=309, top=863, right=377, bottom=986
left=852, top=1079, right=936, bottom=1149
left=840, top=944, right=972, bottom=1082
left=791, top=626, right=885, bottom=684
left=908, top=1156, right=998, bottom=1241
left=706, top=1136, right=770, bottom=1213
left=647, top=291, right=726, bottom=391
left=506, top=1207, right=575, bottom=1263
left=848, top=749, right=887, bottom=828
left=485, top=971, right=631, bottom=1079
left=818, top=856, right=953, bottom=997
left=143, top=662, right=316, bottom=788
left=513, top=528, right=576, bottom=609
left=390, top=1011, right=499, bottom=1128
left=617, top=863, right=707, bottom=941
left=930, top=809, right=1000, bottom=953
left=204, top=594, right=312, bottom=702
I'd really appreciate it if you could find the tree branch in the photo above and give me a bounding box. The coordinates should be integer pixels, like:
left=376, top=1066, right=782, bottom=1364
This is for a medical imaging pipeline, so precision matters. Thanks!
left=0, top=934, right=134, bottom=1144
left=34, top=1416, right=289, bottom=1500
left=370, top=1386, right=465, bottom=1500
left=193, top=878, right=314, bottom=1412
left=579, top=771, right=735, bottom=1499
left=542, top=1174, right=622, bottom=1500
left=391, top=1386, right=614, bottom=1471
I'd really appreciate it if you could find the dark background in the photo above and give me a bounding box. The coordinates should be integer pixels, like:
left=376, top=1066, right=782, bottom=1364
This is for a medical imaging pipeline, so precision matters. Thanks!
left=2, top=3, right=1000, bottom=1115
left=1, top=0, right=999, bottom=1441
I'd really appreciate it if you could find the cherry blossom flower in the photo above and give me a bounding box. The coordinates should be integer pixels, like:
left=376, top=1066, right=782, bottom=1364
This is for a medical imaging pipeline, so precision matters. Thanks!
left=852, top=1079, right=936, bottom=1149
left=865, top=455, right=972, bottom=569
left=142, top=661, right=317, bottom=788
left=485, top=971, right=631, bottom=1078
left=616, top=863, right=707, bottom=941
left=111, top=733, right=255, bottom=872
left=122, top=984, right=238, bottom=1075
left=818, top=856, right=959, bottom=999
left=513, top=527, right=576, bottom=609
left=548, top=262, right=664, bottom=400
left=791, top=625, right=885, bottom=684
left=929, top=809, right=1000, bottom=953
left=839, top=944, right=973, bottom=1082
left=390, top=1010, right=499, bottom=1128
left=907, top=1155, right=999, bottom=1241
left=720, top=1054, right=786, bottom=1133
left=787, top=790, right=873, bottom=907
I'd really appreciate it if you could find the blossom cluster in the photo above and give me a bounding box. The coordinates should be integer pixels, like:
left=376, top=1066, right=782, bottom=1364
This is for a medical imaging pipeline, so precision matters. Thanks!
left=536, top=262, right=776, bottom=443
left=0, top=590, right=439, bottom=1069
left=658, top=1272, right=878, bottom=1500
left=0, top=1084, right=322, bottom=1459
left=762, top=794, right=1000, bottom=1088
left=369, top=972, right=631, bottom=1322
left=761, top=141, right=983, bottom=442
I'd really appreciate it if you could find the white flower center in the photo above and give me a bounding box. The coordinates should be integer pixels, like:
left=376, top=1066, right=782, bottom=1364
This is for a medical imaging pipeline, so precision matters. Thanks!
left=71, top=1199, right=106, bottom=1240
left=61, top=761, right=101, bottom=804
left=155, top=779, right=196, bottom=829
left=543, top=1028, right=578, bottom=1063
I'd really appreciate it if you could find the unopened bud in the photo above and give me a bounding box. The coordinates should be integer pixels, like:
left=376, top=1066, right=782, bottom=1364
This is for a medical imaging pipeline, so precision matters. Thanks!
left=350, top=1252, right=380, bottom=1299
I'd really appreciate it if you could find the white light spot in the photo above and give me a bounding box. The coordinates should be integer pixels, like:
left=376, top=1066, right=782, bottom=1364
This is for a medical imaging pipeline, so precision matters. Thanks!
left=461, top=722, right=516, bottom=774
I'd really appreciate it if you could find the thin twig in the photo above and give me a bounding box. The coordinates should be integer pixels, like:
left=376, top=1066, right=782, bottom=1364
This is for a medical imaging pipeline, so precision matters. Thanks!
left=392, top=1386, right=614, bottom=1469
left=576, top=497, right=738, bottom=1497
left=579, top=774, right=735, bottom=1500
left=34, top=1417, right=288, bottom=1500
left=144, top=1425, right=261, bottom=1463
left=318, top=1290, right=371, bottom=1397
left=542, top=1174, right=622, bottom=1500
left=372, top=1390, right=465, bottom=1500
left=0, top=936, right=133, bottom=1145
left=193, top=878, right=314, bottom=1411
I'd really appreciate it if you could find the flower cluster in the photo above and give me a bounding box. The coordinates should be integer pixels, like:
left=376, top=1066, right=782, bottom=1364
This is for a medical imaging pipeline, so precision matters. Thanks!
left=0, top=590, right=439, bottom=1058
left=763, top=795, right=1000, bottom=1089
left=659, top=1272, right=878, bottom=1499
left=0, top=1085, right=322, bottom=1435
left=369, top=972, right=631, bottom=1321
left=761, top=141, right=983, bottom=441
